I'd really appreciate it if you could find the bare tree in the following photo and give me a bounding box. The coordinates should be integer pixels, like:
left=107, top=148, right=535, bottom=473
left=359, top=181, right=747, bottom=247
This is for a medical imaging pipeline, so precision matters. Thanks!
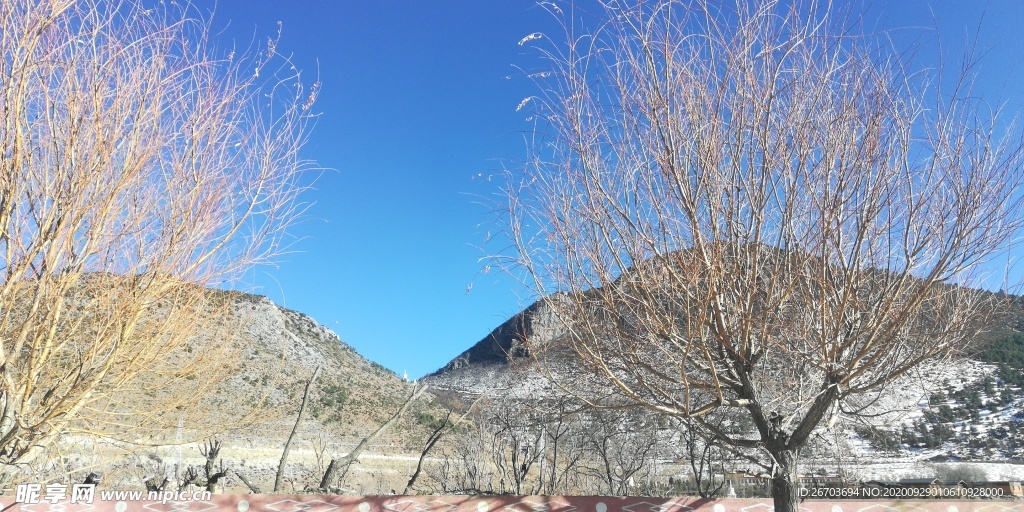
left=0, top=0, right=317, bottom=479
left=535, top=397, right=587, bottom=495
left=404, top=398, right=482, bottom=494
left=319, top=384, right=426, bottom=491
left=403, top=409, right=452, bottom=494
left=157, top=440, right=232, bottom=493
left=199, top=440, right=230, bottom=493
left=312, top=431, right=332, bottom=477
left=276, top=366, right=320, bottom=492
left=505, top=1, right=1024, bottom=510
left=428, top=413, right=496, bottom=495
left=579, top=408, right=659, bottom=496
left=678, top=417, right=727, bottom=498
left=489, top=398, right=545, bottom=495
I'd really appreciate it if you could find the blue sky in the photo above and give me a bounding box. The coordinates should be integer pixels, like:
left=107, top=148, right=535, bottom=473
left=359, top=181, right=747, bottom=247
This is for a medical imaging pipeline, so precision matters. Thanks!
left=198, top=1, right=1024, bottom=379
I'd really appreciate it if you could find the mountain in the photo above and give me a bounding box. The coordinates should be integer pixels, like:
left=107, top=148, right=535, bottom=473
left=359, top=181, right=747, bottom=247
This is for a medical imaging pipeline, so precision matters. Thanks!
left=211, top=291, right=425, bottom=434
left=424, top=295, right=580, bottom=400
left=424, top=287, right=1024, bottom=463
left=48, top=288, right=442, bottom=493
left=429, top=296, right=558, bottom=370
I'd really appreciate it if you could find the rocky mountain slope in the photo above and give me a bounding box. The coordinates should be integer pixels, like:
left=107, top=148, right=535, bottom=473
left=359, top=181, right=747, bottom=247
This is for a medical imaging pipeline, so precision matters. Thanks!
left=425, top=296, right=567, bottom=398
left=212, top=291, right=426, bottom=435
left=55, top=289, right=442, bottom=493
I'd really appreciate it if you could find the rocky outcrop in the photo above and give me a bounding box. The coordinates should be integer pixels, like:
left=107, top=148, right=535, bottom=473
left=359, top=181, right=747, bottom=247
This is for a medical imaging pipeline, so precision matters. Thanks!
left=428, top=296, right=565, bottom=375
left=173, top=290, right=425, bottom=442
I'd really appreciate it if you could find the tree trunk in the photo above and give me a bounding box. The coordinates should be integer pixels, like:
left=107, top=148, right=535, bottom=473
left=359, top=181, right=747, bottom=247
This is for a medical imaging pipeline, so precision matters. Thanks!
left=275, top=366, right=320, bottom=492
left=771, top=449, right=800, bottom=512
left=319, top=459, right=339, bottom=491
left=403, top=410, right=452, bottom=494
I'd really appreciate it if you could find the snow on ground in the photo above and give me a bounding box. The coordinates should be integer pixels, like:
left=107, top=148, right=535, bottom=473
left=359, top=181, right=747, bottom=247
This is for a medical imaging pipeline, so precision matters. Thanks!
left=848, top=461, right=1024, bottom=482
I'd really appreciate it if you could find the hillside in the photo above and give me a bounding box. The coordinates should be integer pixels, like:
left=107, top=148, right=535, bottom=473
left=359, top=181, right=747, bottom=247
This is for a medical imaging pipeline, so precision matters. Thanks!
left=43, top=288, right=442, bottom=493
left=220, top=291, right=421, bottom=434
left=425, top=295, right=567, bottom=399
left=424, top=290, right=1024, bottom=467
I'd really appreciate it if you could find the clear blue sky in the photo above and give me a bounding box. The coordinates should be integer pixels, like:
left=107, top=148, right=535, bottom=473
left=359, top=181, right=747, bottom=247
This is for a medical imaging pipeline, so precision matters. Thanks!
left=197, top=1, right=1024, bottom=379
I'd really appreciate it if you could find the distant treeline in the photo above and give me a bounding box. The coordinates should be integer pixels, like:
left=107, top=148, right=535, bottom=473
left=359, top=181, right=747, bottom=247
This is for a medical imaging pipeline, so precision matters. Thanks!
left=977, top=332, right=1024, bottom=386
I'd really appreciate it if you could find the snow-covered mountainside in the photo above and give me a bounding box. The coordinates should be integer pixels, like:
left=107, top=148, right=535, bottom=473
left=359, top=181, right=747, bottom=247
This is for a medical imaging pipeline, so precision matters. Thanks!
left=425, top=293, right=1024, bottom=464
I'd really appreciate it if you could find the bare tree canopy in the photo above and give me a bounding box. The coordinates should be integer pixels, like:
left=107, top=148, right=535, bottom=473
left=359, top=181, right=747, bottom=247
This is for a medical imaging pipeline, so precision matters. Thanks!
left=0, top=0, right=317, bottom=475
left=504, top=0, right=1024, bottom=510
